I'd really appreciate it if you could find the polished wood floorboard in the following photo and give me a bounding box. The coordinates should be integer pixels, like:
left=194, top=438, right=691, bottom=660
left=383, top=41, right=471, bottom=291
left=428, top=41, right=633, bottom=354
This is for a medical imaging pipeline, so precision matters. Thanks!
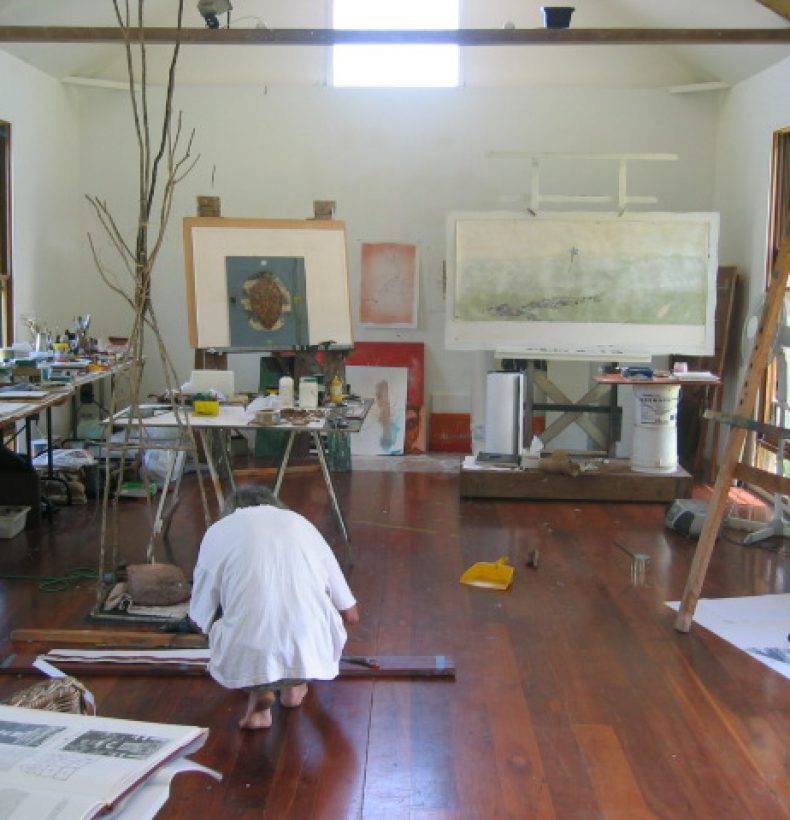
left=0, top=460, right=788, bottom=819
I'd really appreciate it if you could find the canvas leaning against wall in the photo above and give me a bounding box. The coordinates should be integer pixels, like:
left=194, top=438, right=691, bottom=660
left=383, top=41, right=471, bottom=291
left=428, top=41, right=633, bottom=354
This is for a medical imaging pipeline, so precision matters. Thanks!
left=346, top=365, right=408, bottom=456
left=346, top=342, right=426, bottom=454
left=445, top=211, right=719, bottom=358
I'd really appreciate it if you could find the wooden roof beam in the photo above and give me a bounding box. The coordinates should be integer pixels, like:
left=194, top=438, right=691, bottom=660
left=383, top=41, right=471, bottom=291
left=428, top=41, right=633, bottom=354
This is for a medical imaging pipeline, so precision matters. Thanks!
left=754, top=0, right=790, bottom=21
left=0, top=27, right=789, bottom=46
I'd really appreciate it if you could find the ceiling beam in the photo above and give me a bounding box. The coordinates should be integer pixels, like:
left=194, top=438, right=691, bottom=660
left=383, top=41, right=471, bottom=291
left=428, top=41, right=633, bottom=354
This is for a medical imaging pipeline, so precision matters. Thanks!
left=754, top=1, right=790, bottom=21
left=0, top=27, right=789, bottom=46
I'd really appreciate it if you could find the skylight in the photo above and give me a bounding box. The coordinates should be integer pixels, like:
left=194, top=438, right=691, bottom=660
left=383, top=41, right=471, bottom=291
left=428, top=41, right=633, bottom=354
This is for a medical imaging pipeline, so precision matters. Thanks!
left=332, top=0, right=460, bottom=89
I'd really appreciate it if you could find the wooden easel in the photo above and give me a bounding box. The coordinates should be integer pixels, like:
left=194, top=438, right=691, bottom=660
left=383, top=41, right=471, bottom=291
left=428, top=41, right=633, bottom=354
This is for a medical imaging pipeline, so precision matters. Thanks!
left=674, top=239, right=790, bottom=632
left=194, top=198, right=227, bottom=373
left=692, top=267, right=738, bottom=480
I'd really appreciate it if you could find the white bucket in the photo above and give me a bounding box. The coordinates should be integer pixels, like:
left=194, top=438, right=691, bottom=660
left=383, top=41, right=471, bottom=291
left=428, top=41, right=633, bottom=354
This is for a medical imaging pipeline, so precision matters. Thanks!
left=631, top=384, right=680, bottom=473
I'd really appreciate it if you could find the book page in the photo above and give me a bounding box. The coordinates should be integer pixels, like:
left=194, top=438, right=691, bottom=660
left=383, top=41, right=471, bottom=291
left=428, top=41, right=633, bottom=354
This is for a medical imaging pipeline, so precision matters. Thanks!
left=0, top=787, right=101, bottom=820
left=107, top=758, right=221, bottom=820
left=0, top=705, right=208, bottom=819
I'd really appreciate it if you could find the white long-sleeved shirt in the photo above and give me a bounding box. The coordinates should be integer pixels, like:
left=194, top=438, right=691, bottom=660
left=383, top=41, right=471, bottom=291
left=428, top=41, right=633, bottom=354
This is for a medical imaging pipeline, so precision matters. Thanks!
left=189, top=505, right=356, bottom=689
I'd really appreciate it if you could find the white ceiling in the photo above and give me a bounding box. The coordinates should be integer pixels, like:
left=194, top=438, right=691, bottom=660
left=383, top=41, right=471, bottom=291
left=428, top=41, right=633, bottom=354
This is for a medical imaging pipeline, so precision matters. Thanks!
left=0, top=0, right=788, bottom=89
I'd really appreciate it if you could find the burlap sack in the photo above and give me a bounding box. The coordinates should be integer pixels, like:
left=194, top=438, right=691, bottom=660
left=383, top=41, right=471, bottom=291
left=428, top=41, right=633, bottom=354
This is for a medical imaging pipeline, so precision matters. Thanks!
left=5, top=676, right=95, bottom=715
left=126, top=562, right=191, bottom=606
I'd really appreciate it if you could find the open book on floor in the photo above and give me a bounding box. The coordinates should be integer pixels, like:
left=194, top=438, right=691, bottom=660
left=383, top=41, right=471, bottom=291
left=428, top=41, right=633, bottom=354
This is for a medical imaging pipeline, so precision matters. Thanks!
left=0, top=704, right=209, bottom=819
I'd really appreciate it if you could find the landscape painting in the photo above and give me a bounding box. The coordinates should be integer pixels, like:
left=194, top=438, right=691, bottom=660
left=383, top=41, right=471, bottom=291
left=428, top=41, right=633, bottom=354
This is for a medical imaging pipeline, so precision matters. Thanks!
left=445, top=211, right=719, bottom=357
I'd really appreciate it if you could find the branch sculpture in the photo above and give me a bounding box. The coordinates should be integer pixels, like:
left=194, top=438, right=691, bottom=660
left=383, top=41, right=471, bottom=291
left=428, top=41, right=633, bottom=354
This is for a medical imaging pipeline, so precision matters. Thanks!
left=86, top=0, right=209, bottom=609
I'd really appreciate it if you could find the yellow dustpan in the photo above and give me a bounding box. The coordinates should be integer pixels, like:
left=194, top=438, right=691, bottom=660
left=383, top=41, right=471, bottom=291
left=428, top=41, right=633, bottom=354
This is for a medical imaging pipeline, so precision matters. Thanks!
left=459, top=556, right=514, bottom=590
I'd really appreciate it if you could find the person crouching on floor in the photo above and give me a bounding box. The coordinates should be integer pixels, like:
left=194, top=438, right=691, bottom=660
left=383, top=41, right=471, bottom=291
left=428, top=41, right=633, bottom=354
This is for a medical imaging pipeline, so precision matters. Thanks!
left=188, top=485, right=359, bottom=729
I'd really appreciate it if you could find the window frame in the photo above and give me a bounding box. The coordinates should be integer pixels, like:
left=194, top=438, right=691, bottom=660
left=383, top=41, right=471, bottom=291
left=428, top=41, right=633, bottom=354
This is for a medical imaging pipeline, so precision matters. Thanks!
left=330, top=0, right=461, bottom=89
left=0, top=121, right=10, bottom=348
left=755, top=126, right=790, bottom=474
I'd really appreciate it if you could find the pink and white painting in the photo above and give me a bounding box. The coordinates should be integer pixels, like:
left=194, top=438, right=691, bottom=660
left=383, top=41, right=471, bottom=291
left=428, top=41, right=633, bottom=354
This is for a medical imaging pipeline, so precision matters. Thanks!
left=359, top=243, right=419, bottom=328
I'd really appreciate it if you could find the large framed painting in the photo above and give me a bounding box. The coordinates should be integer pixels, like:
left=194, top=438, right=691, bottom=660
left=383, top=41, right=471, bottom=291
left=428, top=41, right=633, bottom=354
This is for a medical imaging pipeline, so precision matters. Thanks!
left=445, top=211, right=719, bottom=358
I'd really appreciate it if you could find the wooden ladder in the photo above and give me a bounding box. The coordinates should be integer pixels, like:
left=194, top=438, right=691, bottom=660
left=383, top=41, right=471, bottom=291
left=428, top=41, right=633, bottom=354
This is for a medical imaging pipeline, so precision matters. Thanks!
left=674, top=239, right=790, bottom=632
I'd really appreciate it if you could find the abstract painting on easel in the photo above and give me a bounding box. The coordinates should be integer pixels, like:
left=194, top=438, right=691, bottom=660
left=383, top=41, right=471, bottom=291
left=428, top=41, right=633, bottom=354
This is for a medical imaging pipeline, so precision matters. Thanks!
left=359, top=243, right=419, bottom=328
left=225, top=255, right=309, bottom=349
left=346, top=365, right=408, bottom=455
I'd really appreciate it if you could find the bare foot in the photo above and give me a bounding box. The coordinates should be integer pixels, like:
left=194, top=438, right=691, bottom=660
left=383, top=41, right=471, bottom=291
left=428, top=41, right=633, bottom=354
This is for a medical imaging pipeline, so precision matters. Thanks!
left=280, top=683, right=308, bottom=708
left=239, top=709, right=272, bottom=730
left=239, top=690, right=275, bottom=730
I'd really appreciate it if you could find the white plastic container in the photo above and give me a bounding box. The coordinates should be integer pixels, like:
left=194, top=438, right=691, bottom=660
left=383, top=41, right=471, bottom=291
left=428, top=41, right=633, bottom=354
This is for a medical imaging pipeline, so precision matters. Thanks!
left=299, top=376, right=319, bottom=409
left=631, top=384, right=681, bottom=473
left=278, top=375, right=294, bottom=409
left=484, top=371, right=525, bottom=456
left=0, top=506, right=30, bottom=538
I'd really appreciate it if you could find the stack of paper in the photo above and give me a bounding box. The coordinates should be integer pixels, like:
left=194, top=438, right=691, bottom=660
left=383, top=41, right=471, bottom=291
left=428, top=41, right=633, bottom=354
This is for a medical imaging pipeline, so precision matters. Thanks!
left=673, top=371, right=718, bottom=380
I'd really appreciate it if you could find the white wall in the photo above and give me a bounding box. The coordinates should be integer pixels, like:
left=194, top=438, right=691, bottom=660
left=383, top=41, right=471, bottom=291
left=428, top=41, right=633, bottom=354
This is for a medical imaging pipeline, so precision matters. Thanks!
left=3, top=50, right=788, bottom=456
left=714, top=56, right=790, bottom=421
left=76, top=83, right=720, bottom=442
left=0, top=49, right=83, bottom=344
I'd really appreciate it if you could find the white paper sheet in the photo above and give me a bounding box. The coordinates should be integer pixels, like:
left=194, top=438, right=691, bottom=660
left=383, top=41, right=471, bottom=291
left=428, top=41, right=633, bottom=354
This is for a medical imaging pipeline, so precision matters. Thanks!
left=666, top=593, right=790, bottom=680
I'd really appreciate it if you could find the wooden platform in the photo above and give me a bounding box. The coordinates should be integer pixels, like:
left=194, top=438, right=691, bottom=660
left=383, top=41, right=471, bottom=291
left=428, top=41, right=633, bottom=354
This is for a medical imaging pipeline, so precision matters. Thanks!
left=460, top=459, right=692, bottom=502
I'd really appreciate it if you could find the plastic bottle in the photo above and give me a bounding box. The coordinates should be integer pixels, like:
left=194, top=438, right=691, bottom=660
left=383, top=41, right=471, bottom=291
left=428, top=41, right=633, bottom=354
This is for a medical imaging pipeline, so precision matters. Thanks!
left=278, top=375, right=294, bottom=409
left=329, top=374, right=344, bottom=404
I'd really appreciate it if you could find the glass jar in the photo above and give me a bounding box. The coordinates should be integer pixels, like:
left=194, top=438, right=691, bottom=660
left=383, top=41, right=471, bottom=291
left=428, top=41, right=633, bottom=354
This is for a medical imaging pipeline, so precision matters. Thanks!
left=299, top=376, right=318, bottom=409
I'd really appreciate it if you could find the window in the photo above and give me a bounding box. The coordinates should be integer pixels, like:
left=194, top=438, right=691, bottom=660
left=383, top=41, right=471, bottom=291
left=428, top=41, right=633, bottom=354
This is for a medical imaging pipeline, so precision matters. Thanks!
left=332, top=0, right=459, bottom=88
left=0, top=122, right=10, bottom=347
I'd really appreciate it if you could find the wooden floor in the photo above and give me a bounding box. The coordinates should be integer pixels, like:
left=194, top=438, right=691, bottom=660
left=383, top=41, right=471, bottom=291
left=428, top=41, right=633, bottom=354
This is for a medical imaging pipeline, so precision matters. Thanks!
left=0, top=458, right=789, bottom=819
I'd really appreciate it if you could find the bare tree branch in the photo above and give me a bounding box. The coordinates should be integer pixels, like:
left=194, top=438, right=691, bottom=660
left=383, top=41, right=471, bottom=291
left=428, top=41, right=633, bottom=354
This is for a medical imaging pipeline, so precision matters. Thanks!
left=85, top=195, right=136, bottom=267
left=149, top=2, right=185, bottom=201
left=88, top=0, right=208, bottom=595
left=86, top=233, right=135, bottom=307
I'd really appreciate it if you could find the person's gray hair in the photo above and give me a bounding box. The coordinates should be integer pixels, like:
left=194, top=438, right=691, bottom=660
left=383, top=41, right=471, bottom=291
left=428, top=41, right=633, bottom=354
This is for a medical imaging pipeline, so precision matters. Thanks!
left=221, top=485, right=287, bottom=517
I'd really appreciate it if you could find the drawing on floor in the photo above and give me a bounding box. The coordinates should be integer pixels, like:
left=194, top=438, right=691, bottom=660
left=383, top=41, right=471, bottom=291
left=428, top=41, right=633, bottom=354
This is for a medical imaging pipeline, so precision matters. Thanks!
left=346, top=365, right=408, bottom=456
left=445, top=211, right=719, bottom=357
left=666, top=593, right=790, bottom=681
left=359, top=243, right=419, bottom=327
